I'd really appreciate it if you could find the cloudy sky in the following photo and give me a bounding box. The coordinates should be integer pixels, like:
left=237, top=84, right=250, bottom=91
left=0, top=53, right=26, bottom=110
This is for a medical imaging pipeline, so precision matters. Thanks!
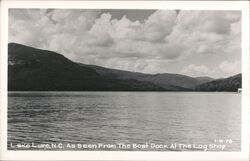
left=9, top=9, right=241, bottom=78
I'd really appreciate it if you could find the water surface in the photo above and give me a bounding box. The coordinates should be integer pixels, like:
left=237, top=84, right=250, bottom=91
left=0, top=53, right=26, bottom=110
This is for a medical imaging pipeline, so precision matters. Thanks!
left=8, top=92, right=241, bottom=151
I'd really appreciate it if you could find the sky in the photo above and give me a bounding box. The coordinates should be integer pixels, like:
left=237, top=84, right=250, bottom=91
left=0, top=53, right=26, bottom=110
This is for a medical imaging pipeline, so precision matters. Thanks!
left=9, top=9, right=241, bottom=78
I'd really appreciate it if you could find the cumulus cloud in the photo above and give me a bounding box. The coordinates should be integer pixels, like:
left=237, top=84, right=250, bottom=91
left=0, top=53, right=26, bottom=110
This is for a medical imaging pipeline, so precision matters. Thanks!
left=182, top=60, right=241, bottom=78
left=181, top=64, right=213, bottom=77
left=139, top=10, right=177, bottom=42
left=219, top=60, right=241, bottom=74
left=9, top=9, right=241, bottom=77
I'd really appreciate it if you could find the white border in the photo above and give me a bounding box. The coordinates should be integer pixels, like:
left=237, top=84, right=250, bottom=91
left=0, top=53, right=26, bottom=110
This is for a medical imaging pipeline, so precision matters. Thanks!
left=0, top=1, right=249, bottom=161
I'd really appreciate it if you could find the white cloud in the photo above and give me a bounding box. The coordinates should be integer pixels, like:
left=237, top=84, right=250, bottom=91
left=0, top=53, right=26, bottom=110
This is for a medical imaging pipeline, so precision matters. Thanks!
left=9, top=9, right=241, bottom=77
left=141, top=10, right=177, bottom=42
left=182, top=64, right=212, bottom=76
left=181, top=60, right=241, bottom=78
left=219, top=60, right=241, bottom=74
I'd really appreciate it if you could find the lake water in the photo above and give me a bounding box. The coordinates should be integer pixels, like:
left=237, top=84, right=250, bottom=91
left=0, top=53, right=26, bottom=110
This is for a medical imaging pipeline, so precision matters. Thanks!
left=8, top=92, right=241, bottom=151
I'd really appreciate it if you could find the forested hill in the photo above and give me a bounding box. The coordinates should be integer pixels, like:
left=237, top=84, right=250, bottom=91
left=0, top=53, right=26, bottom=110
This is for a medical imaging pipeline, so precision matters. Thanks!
left=8, top=43, right=241, bottom=91
left=195, top=74, right=242, bottom=92
left=8, top=43, right=164, bottom=91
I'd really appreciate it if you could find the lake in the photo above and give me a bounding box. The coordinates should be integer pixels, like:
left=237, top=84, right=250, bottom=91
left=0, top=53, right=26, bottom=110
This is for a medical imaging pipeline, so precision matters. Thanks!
left=8, top=92, right=241, bottom=151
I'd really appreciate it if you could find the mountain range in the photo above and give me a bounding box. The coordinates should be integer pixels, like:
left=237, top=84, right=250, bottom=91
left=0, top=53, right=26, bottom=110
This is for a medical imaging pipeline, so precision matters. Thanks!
left=8, top=43, right=241, bottom=91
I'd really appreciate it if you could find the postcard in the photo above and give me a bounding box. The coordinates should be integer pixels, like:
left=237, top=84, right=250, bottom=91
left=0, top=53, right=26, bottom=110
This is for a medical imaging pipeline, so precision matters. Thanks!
left=0, top=0, right=249, bottom=160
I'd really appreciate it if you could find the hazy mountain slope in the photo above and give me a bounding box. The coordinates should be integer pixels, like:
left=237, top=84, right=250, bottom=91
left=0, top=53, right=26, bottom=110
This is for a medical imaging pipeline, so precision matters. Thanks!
left=144, top=73, right=200, bottom=89
left=8, top=43, right=165, bottom=91
left=80, top=64, right=202, bottom=89
left=195, top=74, right=242, bottom=91
left=195, top=76, right=214, bottom=84
left=79, top=64, right=146, bottom=80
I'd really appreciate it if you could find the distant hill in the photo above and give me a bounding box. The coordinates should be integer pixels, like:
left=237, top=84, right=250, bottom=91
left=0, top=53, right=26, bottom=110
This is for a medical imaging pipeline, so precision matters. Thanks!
left=8, top=43, right=241, bottom=91
left=195, top=76, right=214, bottom=84
left=195, top=74, right=242, bottom=91
left=80, top=64, right=210, bottom=90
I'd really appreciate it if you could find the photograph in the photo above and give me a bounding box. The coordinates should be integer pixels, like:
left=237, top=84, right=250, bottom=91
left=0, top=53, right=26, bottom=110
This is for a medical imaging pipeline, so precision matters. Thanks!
left=7, top=8, right=242, bottom=151
left=0, top=0, right=249, bottom=161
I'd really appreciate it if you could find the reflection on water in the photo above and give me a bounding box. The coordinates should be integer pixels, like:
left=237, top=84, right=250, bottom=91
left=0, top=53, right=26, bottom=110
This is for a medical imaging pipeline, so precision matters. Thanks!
left=8, top=92, right=241, bottom=151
